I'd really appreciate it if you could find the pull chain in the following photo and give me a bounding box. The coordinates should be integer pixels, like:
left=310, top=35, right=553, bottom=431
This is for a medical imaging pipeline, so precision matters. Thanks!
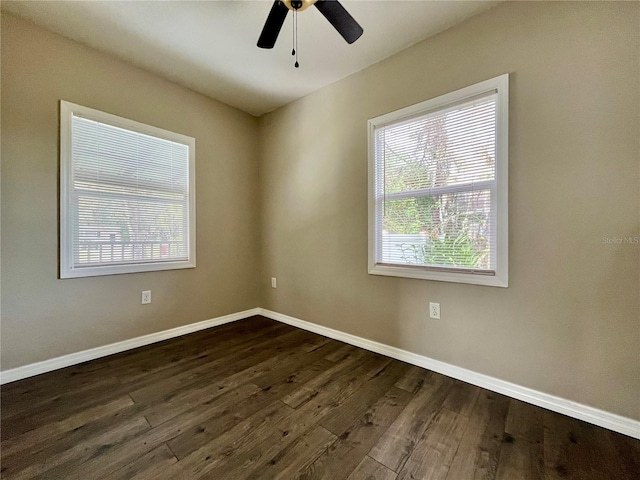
left=291, top=8, right=295, bottom=57
left=294, top=9, right=299, bottom=68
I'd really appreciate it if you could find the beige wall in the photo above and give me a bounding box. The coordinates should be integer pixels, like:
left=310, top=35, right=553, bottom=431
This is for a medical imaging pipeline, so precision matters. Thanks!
left=1, top=13, right=261, bottom=369
left=260, top=2, right=640, bottom=420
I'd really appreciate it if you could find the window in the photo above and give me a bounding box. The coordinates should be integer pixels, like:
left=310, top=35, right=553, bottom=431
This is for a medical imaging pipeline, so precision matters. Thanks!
left=60, top=101, right=195, bottom=278
left=368, top=74, right=508, bottom=287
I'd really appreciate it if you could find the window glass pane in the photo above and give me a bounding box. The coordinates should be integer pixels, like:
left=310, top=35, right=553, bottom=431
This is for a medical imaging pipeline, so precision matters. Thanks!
left=381, top=190, right=493, bottom=269
left=74, top=194, right=187, bottom=266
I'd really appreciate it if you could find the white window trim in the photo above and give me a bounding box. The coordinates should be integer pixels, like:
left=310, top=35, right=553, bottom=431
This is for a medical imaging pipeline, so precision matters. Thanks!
left=60, top=100, right=196, bottom=279
left=367, top=74, right=509, bottom=287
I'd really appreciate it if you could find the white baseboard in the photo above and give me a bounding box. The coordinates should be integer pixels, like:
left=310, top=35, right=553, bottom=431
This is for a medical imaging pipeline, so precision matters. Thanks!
left=0, top=308, right=260, bottom=385
left=257, top=308, right=640, bottom=440
left=2, top=306, right=638, bottom=440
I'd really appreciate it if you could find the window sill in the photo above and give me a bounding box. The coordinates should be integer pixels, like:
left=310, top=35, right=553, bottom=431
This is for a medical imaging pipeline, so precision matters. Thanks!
left=60, top=260, right=196, bottom=279
left=368, top=264, right=508, bottom=287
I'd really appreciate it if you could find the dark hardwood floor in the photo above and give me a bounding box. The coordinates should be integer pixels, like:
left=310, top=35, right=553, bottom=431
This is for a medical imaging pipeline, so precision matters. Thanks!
left=1, top=316, right=638, bottom=479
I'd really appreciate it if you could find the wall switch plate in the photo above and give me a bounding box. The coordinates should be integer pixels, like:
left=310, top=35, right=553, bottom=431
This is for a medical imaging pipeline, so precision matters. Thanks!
left=271, top=277, right=277, bottom=288
left=141, top=290, right=151, bottom=304
left=429, top=302, right=440, bottom=319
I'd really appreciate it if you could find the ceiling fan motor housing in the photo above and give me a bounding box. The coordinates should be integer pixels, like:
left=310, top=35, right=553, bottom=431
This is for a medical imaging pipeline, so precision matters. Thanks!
left=258, top=0, right=363, bottom=50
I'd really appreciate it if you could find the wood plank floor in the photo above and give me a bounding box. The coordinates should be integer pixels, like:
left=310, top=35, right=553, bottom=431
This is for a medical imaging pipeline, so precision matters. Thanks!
left=1, top=316, right=639, bottom=479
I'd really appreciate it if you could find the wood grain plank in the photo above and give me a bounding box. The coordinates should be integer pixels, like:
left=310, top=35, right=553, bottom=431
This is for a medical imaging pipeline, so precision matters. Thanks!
left=133, top=330, right=317, bottom=426
left=543, top=410, right=594, bottom=480
left=107, top=444, right=177, bottom=480
left=494, top=400, right=544, bottom=480
left=441, top=379, right=481, bottom=417
left=124, top=328, right=304, bottom=404
left=396, top=408, right=470, bottom=480
left=318, top=360, right=410, bottom=437
left=446, top=389, right=510, bottom=480
left=346, top=456, right=398, bottom=480
left=272, top=355, right=397, bottom=446
left=543, top=410, right=638, bottom=480
left=1, top=380, right=131, bottom=440
left=609, top=429, right=640, bottom=480
left=1, top=395, right=134, bottom=455
left=369, top=372, right=455, bottom=472
left=1, top=414, right=151, bottom=480
left=504, top=398, right=544, bottom=441
left=495, top=438, right=544, bottom=480
left=1, top=376, right=123, bottom=422
left=251, top=341, right=342, bottom=390
left=241, top=425, right=337, bottom=480
left=394, top=365, right=432, bottom=394
left=296, top=387, right=412, bottom=480
left=167, top=357, right=335, bottom=459
left=325, top=344, right=361, bottom=363
left=116, top=323, right=303, bottom=387
left=281, top=348, right=373, bottom=409
left=31, top=382, right=262, bottom=480
left=155, top=401, right=298, bottom=479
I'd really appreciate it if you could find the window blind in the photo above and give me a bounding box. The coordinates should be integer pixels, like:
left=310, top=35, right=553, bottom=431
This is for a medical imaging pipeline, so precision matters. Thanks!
left=373, top=91, right=497, bottom=274
left=69, top=114, right=191, bottom=270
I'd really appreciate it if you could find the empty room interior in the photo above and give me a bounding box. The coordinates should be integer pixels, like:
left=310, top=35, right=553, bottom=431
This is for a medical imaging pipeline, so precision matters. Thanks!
left=1, top=1, right=639, bottom=479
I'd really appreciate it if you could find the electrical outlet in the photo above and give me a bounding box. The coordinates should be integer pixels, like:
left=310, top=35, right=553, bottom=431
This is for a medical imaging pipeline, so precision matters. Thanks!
left=141, top=290, right=151, bottom=304
left=271, top=277, right=277, bottom=288
left=429, top=302, right=440, bottom=319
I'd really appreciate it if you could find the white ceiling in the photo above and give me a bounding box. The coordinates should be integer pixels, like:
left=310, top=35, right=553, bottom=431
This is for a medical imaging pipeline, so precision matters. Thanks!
left=2, top=1, right=499, bottom=116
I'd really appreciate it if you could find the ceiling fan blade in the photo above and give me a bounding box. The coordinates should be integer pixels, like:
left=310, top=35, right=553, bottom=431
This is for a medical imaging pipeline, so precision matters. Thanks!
left=258, top=1, right=289, bottom=49
left=314, top=0, right=363, bottom=44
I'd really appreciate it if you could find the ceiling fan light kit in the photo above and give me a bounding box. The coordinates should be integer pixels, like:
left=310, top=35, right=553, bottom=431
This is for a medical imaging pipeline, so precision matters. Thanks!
left=257, top=0, right=363, bottom=68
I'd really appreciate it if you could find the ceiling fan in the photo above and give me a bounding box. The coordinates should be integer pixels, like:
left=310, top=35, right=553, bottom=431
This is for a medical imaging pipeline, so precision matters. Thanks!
left=257, top=0, right=363, bottom=53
